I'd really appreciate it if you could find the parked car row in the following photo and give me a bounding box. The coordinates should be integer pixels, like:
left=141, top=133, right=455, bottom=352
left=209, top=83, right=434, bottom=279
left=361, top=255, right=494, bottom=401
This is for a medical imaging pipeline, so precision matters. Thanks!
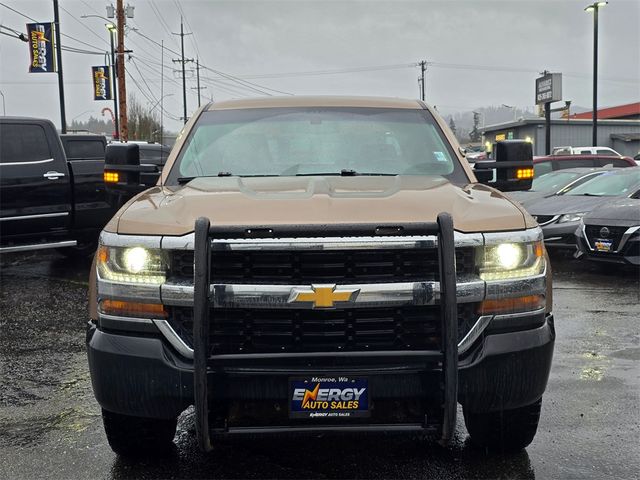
left=509, top=166, right=640, bottom=266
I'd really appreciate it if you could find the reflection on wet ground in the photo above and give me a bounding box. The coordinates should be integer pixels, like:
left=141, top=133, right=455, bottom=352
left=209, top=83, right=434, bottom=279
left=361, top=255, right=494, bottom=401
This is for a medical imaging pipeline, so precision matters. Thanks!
left=0, top=251, right=638, bottom=479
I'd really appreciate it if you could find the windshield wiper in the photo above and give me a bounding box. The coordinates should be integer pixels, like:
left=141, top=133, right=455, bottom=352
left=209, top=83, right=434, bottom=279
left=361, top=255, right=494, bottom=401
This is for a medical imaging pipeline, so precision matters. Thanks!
left=580, top=193, right=603, bottom=196
left=177, top=172, right=233, bottom=184
left=294, top=170, right=397, bottom=177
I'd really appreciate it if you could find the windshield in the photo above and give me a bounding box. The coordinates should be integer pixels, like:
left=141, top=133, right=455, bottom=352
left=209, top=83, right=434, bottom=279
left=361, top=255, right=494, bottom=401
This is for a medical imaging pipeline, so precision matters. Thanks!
left=565, top=169, right=640, bottom=197
left=531, top=171, right=582, bottom=192
left=167, top=107, right=468, bottom=184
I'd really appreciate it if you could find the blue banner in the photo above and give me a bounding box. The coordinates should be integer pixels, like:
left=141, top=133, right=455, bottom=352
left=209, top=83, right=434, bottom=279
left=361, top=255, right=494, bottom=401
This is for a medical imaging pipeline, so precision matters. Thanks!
left=92, top=66, right=113, bottom=101
left=27, top=23, right=56, bottom=73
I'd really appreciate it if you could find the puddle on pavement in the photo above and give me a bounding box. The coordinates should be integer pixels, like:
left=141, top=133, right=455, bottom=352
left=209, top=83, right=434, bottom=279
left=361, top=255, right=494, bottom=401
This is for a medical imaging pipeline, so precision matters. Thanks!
left=580, top=366, right=605, bottom=381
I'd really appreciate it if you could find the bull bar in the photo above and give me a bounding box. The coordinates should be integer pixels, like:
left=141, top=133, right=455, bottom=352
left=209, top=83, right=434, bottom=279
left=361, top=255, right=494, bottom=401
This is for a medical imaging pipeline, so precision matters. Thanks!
left=192, top=213, right=458, bottom=452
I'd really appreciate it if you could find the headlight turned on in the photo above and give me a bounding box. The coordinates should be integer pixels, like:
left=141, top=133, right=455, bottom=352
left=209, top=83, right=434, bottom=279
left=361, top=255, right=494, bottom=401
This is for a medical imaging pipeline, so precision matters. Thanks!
left=558, top=212, right=586, bottom=223
left=478, top=240, right=545, bottom=281
left=97, top=245, right=167, bottom=284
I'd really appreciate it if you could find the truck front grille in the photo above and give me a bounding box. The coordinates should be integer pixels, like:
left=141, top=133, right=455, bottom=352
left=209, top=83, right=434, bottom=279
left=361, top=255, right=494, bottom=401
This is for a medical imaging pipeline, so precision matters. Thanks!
left=171, top=247, right=475, bottom=284
left=169, top=304, right=475, bottom=356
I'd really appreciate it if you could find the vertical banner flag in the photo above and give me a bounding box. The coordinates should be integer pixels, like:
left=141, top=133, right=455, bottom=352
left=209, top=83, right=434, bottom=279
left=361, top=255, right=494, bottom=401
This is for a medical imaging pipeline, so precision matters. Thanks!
left=27, top=23, right=56, bottom=73
left=92, top=66, right=113, bottom=100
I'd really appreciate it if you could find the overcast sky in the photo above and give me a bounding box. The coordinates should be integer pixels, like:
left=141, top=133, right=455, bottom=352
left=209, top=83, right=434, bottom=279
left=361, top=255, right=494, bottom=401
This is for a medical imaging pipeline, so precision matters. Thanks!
left=0, top=0, right=638, bottom=133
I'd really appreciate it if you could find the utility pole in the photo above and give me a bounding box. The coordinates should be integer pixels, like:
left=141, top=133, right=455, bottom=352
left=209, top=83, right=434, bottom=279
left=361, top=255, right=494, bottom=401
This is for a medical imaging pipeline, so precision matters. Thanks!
left=107, top=24, right=119, bottom=139
left=116, top=0, right=128, bottom=141
left=173, top=18, right=193, bottom=124
left=160, top=40, right=164, bottom=146
left=419, top=60, right=427, bottom=102
left=52, top=0, right=66, bottom=133
left=191, top=58, right=206, bottom=108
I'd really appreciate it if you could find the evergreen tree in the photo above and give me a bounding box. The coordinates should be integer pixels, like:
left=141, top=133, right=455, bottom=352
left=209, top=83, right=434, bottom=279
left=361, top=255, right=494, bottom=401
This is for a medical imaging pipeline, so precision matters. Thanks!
left=448, top=117, right=457, bottom=136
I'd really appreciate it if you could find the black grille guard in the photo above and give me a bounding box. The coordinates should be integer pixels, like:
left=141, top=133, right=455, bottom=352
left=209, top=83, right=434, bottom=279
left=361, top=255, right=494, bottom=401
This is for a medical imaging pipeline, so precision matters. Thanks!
left=192, top=215, right=458, bottom=451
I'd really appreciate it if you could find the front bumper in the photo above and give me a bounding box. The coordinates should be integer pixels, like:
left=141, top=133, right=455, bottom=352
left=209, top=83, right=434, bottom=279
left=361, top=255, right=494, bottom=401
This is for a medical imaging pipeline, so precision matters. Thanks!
left=575, top=225, right=640, bottom=266
left=541, top=220, right=580, bottom=250
left=86, top=311, right=555, bottom=424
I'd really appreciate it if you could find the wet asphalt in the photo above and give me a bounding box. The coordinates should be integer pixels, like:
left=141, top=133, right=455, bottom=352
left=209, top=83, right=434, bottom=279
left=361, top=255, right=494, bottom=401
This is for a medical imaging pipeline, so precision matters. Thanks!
left=0, top=251, right=638, bottom=480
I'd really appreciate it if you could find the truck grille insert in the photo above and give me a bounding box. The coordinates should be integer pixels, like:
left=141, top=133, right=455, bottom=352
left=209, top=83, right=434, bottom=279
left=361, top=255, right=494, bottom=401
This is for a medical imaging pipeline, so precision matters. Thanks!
left=171, top=248, right=475, bottom=284
left=169, top=304, right=474, bottom=356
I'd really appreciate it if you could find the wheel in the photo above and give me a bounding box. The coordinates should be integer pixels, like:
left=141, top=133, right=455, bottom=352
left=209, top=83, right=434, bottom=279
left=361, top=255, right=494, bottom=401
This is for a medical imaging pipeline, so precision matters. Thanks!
left=463, top=398, right=542, bottom=452
left=102, top=409, right=177, bottom=456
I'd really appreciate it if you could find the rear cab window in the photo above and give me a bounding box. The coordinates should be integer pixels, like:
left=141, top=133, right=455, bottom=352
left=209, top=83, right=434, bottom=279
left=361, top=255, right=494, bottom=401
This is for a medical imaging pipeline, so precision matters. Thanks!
left=139, top=146, right=170, bottom=166
left=63, top=139, right=105, bottom=160
left=0, top=123, right=52, bottom=164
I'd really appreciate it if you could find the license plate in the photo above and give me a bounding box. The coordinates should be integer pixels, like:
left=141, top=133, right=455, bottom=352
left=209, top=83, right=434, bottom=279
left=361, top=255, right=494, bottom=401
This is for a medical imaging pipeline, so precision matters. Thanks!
left=594, top=239, right=613, bottom=252
left=289, top=376, right=369, bottom=419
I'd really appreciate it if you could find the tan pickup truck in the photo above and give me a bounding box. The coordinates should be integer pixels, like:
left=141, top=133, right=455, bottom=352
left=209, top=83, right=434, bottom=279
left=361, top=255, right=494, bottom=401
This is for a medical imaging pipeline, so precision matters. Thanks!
left=89, top=96, right=554, bottom=456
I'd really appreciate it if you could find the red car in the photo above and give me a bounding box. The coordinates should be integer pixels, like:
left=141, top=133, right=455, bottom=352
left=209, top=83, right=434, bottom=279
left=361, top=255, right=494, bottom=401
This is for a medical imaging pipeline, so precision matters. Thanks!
left=533, top=154, right=636, bottom=177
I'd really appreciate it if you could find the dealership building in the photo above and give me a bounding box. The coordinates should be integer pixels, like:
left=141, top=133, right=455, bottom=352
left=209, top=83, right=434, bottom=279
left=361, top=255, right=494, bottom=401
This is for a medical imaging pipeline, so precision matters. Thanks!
left=482, top=102, right=640, bottom=157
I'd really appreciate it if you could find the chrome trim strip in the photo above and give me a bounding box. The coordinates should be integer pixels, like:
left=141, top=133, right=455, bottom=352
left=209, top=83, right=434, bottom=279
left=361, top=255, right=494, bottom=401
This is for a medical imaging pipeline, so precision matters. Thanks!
left=0, top=240, right=76, bottom=253
left=161, top=278, right=486, bottom=308
left=99, top=231, right=162, bottom=249
left=0, top=212, right=69, bottom=222
left=153, top=319, right=194, bottom=359
left=483, top=227, right=543, bottom=245
left=485, top=269, right=546, bottom=299
left=160, top=232, right=484, bottom=251
left=582, top=224, right=594, bottom=251
left=619, top=226, right=640, bottom=251
left=97, top=274, right=162, bottom=303
left=537, top=216, right=559, bottom=227
left=457, top=315, right=492, bottom=354
left=0, top=158, right=54, bottom=167
left=493, top=307, right=546, bottom=321
left=98, top=313, right=154, bottom=325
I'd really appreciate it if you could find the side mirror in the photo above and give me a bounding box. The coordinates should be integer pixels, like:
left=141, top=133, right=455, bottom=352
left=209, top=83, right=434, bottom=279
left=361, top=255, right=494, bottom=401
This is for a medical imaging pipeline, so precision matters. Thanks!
left=473, top=140, right=534, bottom=192
left=104, top=144, right=159, bottom=206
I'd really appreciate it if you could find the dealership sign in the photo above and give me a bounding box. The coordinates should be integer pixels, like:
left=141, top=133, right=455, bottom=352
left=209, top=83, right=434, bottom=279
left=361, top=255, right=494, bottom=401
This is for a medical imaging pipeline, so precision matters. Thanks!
left=92, top=66, right=113, bottom=100
left=27, top=23, right=56, bottom=73
left=535, top=73, right=562, bottom=105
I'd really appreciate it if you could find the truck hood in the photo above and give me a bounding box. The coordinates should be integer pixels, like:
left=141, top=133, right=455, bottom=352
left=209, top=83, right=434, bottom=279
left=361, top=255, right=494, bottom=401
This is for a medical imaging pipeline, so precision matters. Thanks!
left=109, top=176, right=530, bottom=236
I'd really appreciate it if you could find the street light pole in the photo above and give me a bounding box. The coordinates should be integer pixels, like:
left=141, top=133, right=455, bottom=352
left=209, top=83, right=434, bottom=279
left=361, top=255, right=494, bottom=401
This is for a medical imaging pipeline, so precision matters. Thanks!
left=108, top=25, right=120, bottom=140
left=585, top=1, right=607, bottom=147
left=81, top=15, right=120, bottom=140
left=0, top=90, right=5, bottom=115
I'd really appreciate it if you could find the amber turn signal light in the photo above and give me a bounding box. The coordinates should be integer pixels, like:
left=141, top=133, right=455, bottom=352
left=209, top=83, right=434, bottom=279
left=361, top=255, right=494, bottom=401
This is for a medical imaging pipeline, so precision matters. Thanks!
left=99, top=299, right=167, bottom=319
left=516, top=168, right=534, bottom=180
left=478, top=294, right=544, bottom=315
left=104, top=171, right=119, bottom=183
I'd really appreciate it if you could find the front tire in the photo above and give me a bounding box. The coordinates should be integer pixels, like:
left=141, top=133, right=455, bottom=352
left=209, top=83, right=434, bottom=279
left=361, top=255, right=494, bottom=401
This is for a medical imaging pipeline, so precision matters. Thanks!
left=463, top=398, right=542, bottom=452
left=102, top=409, right=177, bottom=456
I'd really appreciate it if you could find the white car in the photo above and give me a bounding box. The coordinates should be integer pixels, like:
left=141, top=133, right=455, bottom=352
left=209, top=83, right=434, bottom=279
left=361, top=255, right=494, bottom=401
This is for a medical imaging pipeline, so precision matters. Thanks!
left=552, top=146, right=621, bottom=156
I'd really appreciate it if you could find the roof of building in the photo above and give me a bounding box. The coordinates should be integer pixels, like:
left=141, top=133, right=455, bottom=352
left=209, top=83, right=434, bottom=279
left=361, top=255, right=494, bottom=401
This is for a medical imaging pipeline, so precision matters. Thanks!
left=482, top=117, right=640, bottom=132
left=569, top=102, right=640, bottom=120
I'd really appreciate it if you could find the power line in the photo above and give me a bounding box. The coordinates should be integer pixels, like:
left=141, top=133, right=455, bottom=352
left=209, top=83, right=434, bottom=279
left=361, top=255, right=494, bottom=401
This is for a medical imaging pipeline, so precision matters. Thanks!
left=59, top=4, right=110, bottom=48
left=0, top=2, right=110, bottom=53
left=0, top=25, right=104, bottom=55
left=240, top=63, right=418, bottom=79
left=128, top=27, right=293, bottom=96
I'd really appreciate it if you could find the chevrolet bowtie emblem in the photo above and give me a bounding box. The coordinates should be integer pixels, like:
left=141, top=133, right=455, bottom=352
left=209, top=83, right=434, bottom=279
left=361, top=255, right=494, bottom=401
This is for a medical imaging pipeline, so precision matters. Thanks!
left=289, top=284, right=360, bottom=308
